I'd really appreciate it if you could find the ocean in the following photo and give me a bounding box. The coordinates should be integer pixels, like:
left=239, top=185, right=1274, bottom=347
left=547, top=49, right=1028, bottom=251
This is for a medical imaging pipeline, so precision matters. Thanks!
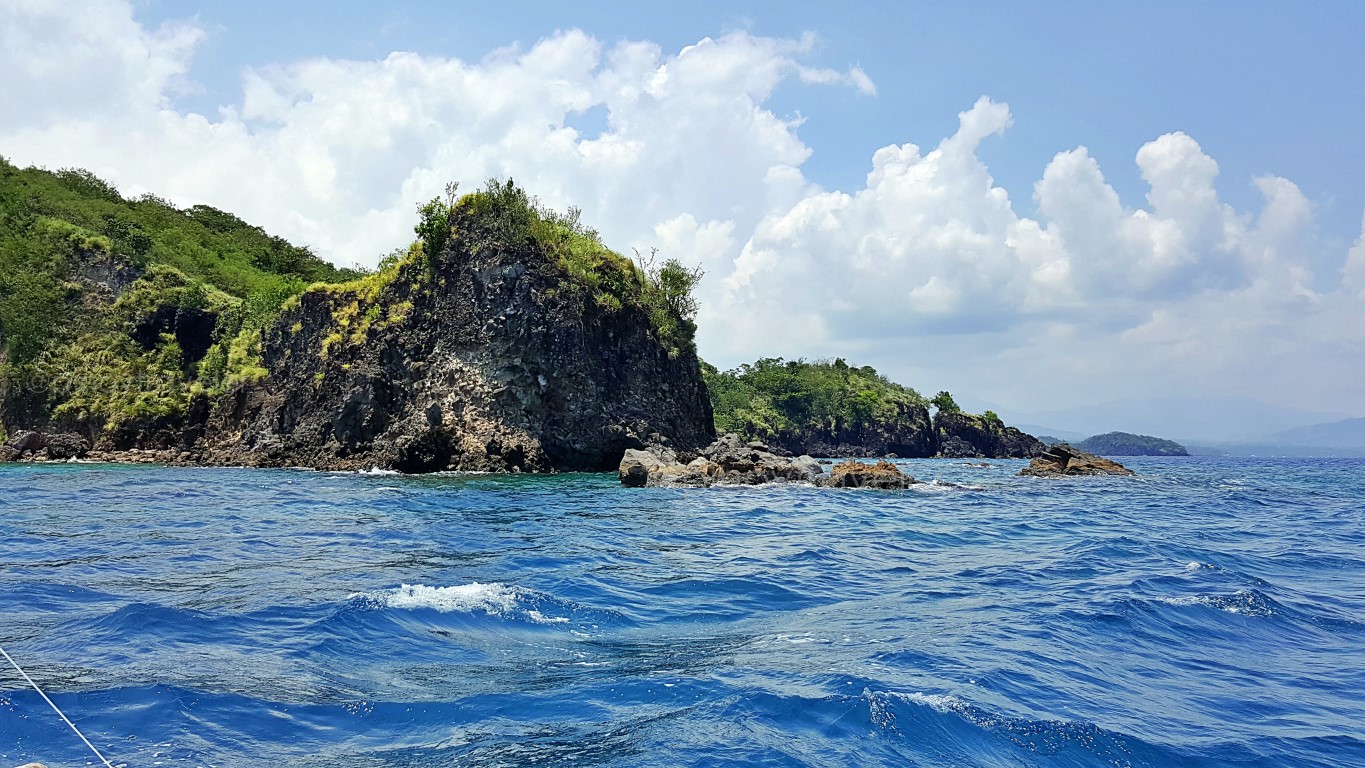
left=1, top=457, right=1362, bottom=767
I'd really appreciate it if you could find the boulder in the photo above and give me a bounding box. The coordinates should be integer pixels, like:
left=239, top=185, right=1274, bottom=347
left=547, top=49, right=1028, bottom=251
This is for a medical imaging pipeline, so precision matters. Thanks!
left=822, top=459, right=916, bottom=489
left=3, top=430, right=45, bottom=457
left=936, top=435, right=983, bottom=459
left=0, top=431, right=93, bottom=461
left=44, top=433, right=90, bottom=460
left=618, top=446, right=679, bottom=487
left=1019, top=444, right=1134, bottom=477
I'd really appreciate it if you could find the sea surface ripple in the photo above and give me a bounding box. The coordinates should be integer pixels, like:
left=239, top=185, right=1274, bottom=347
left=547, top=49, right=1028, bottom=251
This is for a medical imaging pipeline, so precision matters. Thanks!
left=2, top=457, right=1363, bottom=767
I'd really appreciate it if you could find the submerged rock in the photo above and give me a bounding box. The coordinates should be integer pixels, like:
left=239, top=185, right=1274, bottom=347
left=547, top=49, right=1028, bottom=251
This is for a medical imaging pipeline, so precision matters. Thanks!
left=1019, top=444, right=1134, bottom=477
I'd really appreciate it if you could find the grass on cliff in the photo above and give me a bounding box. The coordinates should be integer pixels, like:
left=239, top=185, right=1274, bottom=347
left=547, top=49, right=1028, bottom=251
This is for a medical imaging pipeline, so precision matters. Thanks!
left=705, top=357, right=927, bottom=443
left=288, top=178, right=703, bottom=363
left=443, top=179, right=703, bottom=358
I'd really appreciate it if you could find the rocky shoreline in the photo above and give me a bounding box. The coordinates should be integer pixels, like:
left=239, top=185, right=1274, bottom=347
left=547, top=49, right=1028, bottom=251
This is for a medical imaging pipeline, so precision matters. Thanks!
left=3, top=430, right=1133, bottom=484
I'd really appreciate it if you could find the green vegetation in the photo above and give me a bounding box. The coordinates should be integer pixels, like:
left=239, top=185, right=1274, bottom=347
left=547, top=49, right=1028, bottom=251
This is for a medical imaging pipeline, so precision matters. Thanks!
left=446, top=178, right=703, bottom=357
left=705, top=357, right=926, bottom=443
left=0, top=158, right=360, bottom=435
left=930, top=390, right=961, bottom=414
left=1077, top=431, right=1189, bottom=456
left=1, top=164, right=704, bottom=440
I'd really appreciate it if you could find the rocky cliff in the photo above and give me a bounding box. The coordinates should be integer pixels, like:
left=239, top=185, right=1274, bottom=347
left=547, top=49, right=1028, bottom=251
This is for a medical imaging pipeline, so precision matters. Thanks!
left=704, top=358, right=1044, bottom=460
left=764, top=402, right=937, bottom=458
left=1, top=173, right=714, bottom=472
left=197, top=194, right=714, bottom=472
left=933, top=412, right=1045, bottom=459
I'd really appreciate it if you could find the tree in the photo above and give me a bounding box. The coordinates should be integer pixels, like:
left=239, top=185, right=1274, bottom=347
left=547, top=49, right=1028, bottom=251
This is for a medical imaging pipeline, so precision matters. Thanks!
left=931, top=390, right=960, bottom=414
left=655, top=259, right=703, bottom=321
left=414, top=182, right=459, bottom=257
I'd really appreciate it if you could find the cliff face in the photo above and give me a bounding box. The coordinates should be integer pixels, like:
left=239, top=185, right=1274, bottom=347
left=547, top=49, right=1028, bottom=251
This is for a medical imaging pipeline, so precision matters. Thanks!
left=763, top=403, right=936, bottom=458
left=715, top=408, right=1042, bottom=460
left=933, top=412, right=1045, bottom=459
left=199, top=207, right=714, bottom=472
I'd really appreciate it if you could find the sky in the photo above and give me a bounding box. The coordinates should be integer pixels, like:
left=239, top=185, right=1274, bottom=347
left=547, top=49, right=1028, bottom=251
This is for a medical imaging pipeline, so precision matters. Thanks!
left=2, top=0, right=1363, bottom=435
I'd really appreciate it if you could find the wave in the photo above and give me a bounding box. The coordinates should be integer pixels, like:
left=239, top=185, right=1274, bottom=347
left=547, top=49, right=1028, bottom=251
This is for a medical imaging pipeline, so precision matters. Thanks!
left=351, top=582, right=571, bottom=624
left=1156, top=589, right=1280, bottom=617
left=865, top=688, right=1184, bottom=765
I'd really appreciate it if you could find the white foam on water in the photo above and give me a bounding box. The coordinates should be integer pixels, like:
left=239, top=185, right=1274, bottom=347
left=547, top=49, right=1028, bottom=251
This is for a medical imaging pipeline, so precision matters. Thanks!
left=1157, top=590, right=1274, bottom=616
left=357, top=467, right=401, bottom=476
left=356, top=582, right=573, bottom=624
left=382, top=582, right=518, bottom=613
left=893, top=691, right=971, bottom=715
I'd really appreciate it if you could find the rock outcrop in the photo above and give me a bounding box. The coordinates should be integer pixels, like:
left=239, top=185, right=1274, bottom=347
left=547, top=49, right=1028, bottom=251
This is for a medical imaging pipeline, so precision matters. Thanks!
left=618, top=433, right=914, bottom=488
left=196, top=203, right=714, bottom=473
left=0, top=431, right=89, bottom=462
left=824, top=459, right=915, bottom=489
left=1019, top=444, right=1135, bottom=477
left=933, top=412, right=1045, bottom=459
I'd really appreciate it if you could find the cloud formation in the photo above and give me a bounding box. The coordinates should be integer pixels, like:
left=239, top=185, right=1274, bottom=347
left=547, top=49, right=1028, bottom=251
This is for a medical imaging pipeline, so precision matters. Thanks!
left=1, top=0, right=1361, bottom=417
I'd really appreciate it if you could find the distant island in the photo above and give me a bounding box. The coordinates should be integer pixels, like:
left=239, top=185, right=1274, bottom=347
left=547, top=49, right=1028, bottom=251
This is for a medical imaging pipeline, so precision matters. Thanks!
left=1075, top=432, right=1189, bottom=456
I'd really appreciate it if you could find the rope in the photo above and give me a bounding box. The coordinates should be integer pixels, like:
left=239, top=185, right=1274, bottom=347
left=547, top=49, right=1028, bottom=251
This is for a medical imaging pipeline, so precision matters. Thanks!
left=0, top=642, right=118, bottom=768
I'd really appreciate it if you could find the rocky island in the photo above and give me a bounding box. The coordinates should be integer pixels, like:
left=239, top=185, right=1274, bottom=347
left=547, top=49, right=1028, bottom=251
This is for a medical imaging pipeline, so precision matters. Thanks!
left=2, top=163, right=1050, bottom=477
left=1076, top=431, right=1189, bottom=456
left=0, top=168, right=712, bottom=471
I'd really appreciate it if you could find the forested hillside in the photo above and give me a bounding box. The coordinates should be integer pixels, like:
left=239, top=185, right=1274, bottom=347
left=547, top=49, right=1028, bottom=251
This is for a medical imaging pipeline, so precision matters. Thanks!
left=0, top=159, right=363, bottom=441
left=1076, top=432, right=1189, bottom=456
left=704, top=357, right=1044, bottom=458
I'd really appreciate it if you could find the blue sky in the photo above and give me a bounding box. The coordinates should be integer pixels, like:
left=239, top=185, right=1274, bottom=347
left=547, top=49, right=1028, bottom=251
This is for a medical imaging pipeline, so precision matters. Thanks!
left=141, top=0, right=1365, bottom=238
left=4, top=1, right=1363, bottom=434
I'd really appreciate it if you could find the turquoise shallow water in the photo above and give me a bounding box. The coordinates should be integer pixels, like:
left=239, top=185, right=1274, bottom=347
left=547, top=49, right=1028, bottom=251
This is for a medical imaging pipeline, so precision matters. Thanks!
left=1, top=457, right=1363, bottom=767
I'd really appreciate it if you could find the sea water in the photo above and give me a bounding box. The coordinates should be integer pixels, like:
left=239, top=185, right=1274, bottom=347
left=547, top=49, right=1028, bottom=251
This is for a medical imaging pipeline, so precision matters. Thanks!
left=1, top=457, right=1362, bottom=767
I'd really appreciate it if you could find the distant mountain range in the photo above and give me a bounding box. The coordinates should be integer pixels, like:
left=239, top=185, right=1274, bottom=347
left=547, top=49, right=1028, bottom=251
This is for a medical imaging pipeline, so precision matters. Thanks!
left=1005, top=395, right=1351, bottom=444
left=1013, top=416, right=1365, bottom=458
left=1263, top=418, right=1365, bottom=449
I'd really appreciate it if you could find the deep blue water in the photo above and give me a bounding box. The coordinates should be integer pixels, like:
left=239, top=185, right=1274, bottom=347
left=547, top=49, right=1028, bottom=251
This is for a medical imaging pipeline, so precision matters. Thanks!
left=1, top=457, right=1363, bottom=767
